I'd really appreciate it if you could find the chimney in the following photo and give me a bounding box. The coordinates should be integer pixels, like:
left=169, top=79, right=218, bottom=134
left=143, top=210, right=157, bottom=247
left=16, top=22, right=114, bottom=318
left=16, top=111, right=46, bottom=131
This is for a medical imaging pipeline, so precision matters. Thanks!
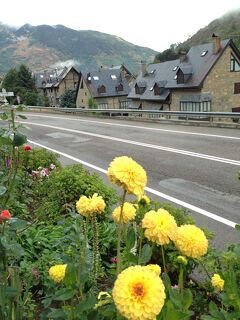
left=179, top=50, right=187, bottom=63
left=141, top=60, right=147, bottom=76
left=212, top=33, right=221, bottom=54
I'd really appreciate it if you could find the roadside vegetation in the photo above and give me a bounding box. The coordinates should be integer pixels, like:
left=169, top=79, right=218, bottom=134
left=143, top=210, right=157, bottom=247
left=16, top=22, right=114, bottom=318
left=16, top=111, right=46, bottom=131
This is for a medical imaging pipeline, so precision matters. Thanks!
left=0, top=104, right=239, bottom=319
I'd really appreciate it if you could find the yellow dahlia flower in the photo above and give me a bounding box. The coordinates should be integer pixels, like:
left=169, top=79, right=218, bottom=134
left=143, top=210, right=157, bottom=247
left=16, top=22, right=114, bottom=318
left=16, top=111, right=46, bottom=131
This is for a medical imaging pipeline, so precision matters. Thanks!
left=107, top=156, right=147, bottom=196
left=174, top=225, right=208, bottom=258
left=144, top=264, right=161, bottom=276
left=49, top=264, right=67, bottom=283
left=112, top=202, right=136, bottom=223
left=211, top=274, right=224, bottom=291
left=142, top=209, right=177, bottom=245
left=76, top=193, right=106, bottom=217
left=113, top=265, right=165, bottom=320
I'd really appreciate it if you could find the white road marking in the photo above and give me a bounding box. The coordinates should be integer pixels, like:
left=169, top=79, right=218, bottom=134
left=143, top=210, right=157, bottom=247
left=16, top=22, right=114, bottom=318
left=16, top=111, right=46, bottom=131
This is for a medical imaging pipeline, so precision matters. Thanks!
left=27, top=139, right=237, bottom=228
left=24, top=113, right=240, bottom=140
left=22, top=121, right=240, bottom=166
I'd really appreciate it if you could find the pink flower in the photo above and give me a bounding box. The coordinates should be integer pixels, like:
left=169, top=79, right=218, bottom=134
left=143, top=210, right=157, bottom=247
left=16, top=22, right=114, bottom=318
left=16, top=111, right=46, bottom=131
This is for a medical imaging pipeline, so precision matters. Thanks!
left=110, top=257, right=118, bottom=263
left=171, top=285, right=178, bottom=289
left=40, top=168, right=49, bottom=177
left=50, top=164, right=56, bottom=170
left=0, top=210, right=12, bottom=220
left=24, top=145, right=32, bottom=151
left=5, top=157, right=11, bottom=169
left=32, top=268, right=40, bottom=280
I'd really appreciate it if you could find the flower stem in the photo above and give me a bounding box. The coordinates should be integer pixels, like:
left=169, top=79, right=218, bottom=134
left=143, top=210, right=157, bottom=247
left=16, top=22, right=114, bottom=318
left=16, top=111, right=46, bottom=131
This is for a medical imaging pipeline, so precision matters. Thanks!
left=116, top=190, right=127, bottom=275
left=178, top=266, right=184, bottom=300
left=161, top=245, right=167, bottom=273
left=92, top=213, right=99, bottom=287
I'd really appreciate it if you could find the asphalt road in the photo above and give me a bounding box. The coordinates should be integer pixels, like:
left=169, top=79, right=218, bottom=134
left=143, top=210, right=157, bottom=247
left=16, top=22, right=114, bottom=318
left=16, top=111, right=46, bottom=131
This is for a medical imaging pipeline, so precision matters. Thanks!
left=19, top=112, right=240, bottom=249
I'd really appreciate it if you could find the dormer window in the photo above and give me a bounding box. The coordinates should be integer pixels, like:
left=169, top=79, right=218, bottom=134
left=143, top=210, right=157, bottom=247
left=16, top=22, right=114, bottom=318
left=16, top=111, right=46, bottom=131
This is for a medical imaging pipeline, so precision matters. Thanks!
left=230, top=54, right=240, bottom=72
left=97, top=85, right=106, bottom=94
left=176, top=66, right=192, bottom=84
left=135, top=83, right=146, bottom=94
left=154, top=83, right=164, bottom=96
left=116, top=83, right=123, bottom=92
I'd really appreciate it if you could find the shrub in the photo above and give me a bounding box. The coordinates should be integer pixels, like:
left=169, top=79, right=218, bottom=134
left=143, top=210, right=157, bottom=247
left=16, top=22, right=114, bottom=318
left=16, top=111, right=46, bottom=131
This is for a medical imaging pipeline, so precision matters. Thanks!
left=34, top=164, right=118, bottom=221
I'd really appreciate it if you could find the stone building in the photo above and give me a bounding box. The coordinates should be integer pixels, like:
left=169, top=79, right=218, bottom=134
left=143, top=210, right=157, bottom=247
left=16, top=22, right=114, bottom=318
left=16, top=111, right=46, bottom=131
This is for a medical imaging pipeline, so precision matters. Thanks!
left=128, top=34, right=240, bottom=113
left=76, top=65, right=134, bottom=109
left=35, top=66, right=79, bottom=107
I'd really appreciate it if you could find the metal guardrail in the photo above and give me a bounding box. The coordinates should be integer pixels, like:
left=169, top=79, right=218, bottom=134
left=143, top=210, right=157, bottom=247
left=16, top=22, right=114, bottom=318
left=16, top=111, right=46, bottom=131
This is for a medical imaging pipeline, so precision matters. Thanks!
left=26, top=106, right=240, bottom=122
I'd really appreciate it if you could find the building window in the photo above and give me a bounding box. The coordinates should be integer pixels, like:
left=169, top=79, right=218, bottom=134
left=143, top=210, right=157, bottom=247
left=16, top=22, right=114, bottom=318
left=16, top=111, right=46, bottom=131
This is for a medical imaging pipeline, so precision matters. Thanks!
left=234, top=82, right=240, bottom=94
left=116, top=83, right=123, bottom=92
left=97, top=85, right=106, bottom=94
left=85, top=92, right=87, bottom=96
left=98, top=102, right=108, bottom=109
left=230, top=55, right=240, bottom=72
left=135, top=84, right=146, bottom=94
left=119, top=101, right=129, bottom=109
left=180, top=101, right=211, bottom=112
left=177, top=69, right=184, bottom=84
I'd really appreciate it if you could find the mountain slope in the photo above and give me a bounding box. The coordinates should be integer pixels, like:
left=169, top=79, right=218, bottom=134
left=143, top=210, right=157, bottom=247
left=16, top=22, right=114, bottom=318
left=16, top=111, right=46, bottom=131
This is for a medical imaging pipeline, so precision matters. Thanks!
left=0, top=23, right=156, bottom=74
left=180, top=9, right=240, bottom=48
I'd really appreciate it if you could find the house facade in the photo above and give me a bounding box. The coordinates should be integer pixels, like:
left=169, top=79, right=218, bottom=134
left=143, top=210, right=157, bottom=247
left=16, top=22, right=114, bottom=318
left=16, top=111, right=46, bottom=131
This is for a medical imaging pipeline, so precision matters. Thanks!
left=76, top=65, right=134, bottom=109
left=128, top=35, right=240, bottom=113
left=35, top=66, right=80, bottom=107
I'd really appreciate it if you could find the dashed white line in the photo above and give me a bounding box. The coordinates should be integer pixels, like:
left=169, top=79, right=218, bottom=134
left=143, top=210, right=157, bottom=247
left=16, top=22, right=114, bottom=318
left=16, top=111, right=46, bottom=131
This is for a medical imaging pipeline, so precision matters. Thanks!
left=24, top=113, right=240, bottom=140
left=22, top=121, right=240, bottom=166
left=27, top=139, right=237, bottom=228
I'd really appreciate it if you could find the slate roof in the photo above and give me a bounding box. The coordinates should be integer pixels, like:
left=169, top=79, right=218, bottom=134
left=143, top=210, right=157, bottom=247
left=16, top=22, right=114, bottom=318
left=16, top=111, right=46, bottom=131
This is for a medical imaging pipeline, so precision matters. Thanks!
left=35, top=66, right=78, bottom=89
left=81, top=65, right=132, bottom=98
left=128, top=39, right=236, bottom=101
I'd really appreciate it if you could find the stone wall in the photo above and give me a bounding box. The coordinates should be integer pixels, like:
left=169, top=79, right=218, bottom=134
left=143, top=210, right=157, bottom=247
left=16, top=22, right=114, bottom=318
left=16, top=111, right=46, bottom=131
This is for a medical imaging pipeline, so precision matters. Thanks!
left=202, top=46, right=240, bottom=112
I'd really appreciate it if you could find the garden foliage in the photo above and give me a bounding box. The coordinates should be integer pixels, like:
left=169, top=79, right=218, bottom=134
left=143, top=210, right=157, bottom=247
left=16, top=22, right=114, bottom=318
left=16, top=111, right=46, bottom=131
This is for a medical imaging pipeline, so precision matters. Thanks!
left=0, top=104, right=240, bottom=319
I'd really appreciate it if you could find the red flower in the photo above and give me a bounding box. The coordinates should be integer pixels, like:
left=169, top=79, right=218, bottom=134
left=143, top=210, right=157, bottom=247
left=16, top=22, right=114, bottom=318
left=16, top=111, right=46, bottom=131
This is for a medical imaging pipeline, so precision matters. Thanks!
left=24, top=145, right=32, bottom=151
left=0, top=210, right=12, bottom=220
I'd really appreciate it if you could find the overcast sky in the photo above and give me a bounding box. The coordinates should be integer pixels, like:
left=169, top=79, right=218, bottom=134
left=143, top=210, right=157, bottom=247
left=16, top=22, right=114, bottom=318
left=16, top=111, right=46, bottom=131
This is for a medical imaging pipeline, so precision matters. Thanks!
left=1, top=0, right=240, bottom=52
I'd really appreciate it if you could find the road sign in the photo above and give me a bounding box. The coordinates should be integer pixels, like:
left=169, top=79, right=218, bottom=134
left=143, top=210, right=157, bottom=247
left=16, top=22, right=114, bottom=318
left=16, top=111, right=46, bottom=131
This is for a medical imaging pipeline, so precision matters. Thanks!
left=0, top=88, right=14, bottom=104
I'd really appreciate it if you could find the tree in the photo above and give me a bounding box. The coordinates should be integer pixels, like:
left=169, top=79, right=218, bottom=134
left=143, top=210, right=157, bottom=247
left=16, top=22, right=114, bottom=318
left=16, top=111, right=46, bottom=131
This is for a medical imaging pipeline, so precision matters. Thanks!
left=59, top=89, right=76, bottom=108
left=88, top=97, right=98, bottom=109
left=2, top=64, right=38, bottom=105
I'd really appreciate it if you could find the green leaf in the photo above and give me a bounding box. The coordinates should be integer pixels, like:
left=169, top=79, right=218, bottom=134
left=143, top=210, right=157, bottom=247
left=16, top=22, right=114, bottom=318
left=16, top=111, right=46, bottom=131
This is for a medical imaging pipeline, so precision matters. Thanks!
left=0, top=186, right=7, bottom=196
left=12, top=133, right=27, bottom=147
left=17, top=114, right=27, bottom=119
left=5, top=286, right=19, bottom=298
left=209, top=301, right=220, bottom=317
left=235, top=224, right=240, bottom=231
left=76, top=296, right=96, bottom=312
left=10, top=218, right=28, bottom=231
left=16, top=105, right=24, bottom=112
left=139, top=244, right=152, bottom=264
left=0, top=112, right=8, bottom=120
left=0, top=137, right=12, bottom=146
left=53, top=288, right=76, bottom=301
left=182, top=289, right=193, bottom=310
left=126, top=228, right=136, bottom=250
left=47, top=308, right=66, bottom=319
